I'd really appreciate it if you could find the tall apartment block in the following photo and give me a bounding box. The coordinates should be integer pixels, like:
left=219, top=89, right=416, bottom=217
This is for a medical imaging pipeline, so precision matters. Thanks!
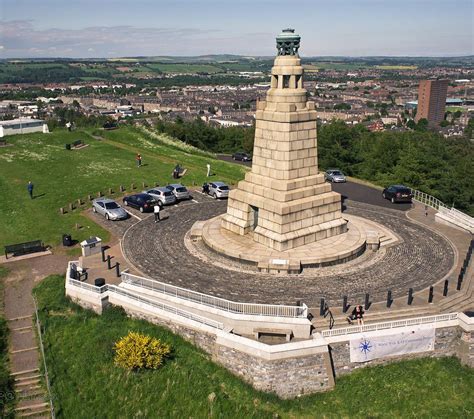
left=415, top=79, right=448, bottom=125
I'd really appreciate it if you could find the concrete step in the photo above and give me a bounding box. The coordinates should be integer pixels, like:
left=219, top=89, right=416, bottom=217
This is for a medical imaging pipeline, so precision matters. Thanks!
left=15, top=374, right=42, bottom=382
left=15, top=378, right=41, bottom=387
left=17, top=409, right=51, bottom=418
left=11, top=368, right=39, bottom=377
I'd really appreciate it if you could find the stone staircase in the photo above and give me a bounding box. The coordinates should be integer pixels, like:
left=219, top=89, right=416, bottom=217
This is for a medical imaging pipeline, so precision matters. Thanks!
left=7, top=315, right=52, bottom=418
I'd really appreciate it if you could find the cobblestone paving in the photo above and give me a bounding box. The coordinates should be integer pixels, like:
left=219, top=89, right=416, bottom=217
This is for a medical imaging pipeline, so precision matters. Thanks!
left=122, top=197, right=455, bottom=307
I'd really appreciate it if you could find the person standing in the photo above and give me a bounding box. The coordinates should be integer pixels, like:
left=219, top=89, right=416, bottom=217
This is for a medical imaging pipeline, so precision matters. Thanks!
left=27, top=181, right=34, bottom=199
left=136, top=154, right=142, bottom=168
left=206, top=163, right=211, bottom=177
left=153, top=202, right=161, bottom=223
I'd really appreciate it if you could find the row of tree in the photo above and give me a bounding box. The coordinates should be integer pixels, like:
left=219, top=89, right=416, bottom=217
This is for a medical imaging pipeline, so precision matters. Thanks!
left=148, top=118, right=473, bottom=215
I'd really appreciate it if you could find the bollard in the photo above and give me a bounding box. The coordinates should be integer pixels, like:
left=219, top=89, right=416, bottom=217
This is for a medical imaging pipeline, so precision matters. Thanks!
left=101, top=246, right=106, bottom=263
left=386, top=290, right=392, bottom=308
left=131, top=183, right=135, bottom=190
left=97, top=191, right=102, bottom=197
left=69, top=203, right=74, bottom=211
left=142, top=181, right=146, bottom=188
left=364, top=293, right=370, bottom=310
left=115, top=262, right=121, bottom=278
left=88, top=194, right=93, bottom=201
left=342, top=296, right=348, bottom=313
left=428, top=286, right=434, bottom=303
left=155, top=182, right=160, bottom=187
left=77, top=199, right=82, bottom=206
left=407, top=288, right=413, bottom=305
left=59, top=207, right=65, bottom=214
left=107, top=255, right=112, bottom=270
left=319, top=298, right=326, bottom=316
left=120, top=185, right=125, bottom=192
left=109, top=188, right=113, bottom=195
left=443, top=280, right=449, bottom=296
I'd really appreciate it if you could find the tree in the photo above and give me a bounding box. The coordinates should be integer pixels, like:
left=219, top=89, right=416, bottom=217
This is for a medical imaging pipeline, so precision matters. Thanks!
left=415, top=118, right=429, bottom=132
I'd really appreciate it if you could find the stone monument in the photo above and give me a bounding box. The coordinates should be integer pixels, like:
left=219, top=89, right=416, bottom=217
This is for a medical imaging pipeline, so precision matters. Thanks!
left=221, top=29, right=347, bottom=251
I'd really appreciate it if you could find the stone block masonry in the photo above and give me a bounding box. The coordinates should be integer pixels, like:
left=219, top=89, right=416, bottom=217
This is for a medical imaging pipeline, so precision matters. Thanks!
left=221, top=31, right=347, bottom=251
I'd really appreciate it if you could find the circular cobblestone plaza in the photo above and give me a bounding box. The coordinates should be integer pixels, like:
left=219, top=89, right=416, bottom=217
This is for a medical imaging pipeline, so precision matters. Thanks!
left=122, top=196, right=456, bottom=307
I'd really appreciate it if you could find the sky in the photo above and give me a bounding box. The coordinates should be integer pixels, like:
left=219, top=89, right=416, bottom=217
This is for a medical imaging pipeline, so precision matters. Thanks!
left=0, top=0, right=472, bottom=58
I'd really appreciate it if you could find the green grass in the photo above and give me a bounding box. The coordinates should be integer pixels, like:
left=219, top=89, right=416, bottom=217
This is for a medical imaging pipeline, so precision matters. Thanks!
left=0, top=126, right=247, bottom=250
left=35, top=275, right=474, bottom=418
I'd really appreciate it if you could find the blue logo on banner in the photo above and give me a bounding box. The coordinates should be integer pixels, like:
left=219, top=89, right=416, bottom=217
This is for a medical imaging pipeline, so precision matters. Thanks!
left=359, top=339, right=372, bottom=355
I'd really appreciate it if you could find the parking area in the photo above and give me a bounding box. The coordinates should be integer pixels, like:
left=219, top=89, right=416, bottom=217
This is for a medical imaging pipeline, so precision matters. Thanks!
left=87, top=188, right=220, bottom=238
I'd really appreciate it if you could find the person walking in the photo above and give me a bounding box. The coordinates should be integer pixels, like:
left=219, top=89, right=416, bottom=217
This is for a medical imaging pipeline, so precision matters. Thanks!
left=136, top=153, right=142, bottom=168
left=153, top=202, right=161, bottom=223
left=206, top=163, right=211, bottom=177
left=27, top=181, right=34, bottom=199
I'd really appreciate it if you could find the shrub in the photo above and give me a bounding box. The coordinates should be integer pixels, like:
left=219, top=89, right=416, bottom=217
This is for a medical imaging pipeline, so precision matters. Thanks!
left=114, top=331, right=171, bottom=371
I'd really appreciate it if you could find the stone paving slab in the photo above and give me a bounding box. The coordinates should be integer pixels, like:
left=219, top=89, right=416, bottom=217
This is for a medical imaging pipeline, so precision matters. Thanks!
left=122, top=199, right=455, bottom=307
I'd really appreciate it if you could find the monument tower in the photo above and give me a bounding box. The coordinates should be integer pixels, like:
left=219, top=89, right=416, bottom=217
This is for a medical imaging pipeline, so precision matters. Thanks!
left=221, top=29, right=347, bottom=251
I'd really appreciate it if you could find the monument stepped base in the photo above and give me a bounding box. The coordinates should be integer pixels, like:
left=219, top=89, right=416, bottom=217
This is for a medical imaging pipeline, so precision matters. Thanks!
left=195, top=214, right=394, bottom=274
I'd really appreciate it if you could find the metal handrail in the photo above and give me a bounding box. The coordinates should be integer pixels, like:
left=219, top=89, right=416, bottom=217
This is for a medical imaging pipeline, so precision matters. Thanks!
left=410, top=188, right=448, bottom=211
left=66, top=264, right=223, bottom=330
left=321, top=312, right=458, bottom=337
left=121, top=272, right=307, bottom=318
left=107, top=285, right=224, bottom=330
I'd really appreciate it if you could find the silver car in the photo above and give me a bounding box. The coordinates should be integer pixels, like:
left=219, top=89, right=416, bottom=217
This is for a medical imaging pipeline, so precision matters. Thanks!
left=208, top=181, right=230, bottom=199
left=143, top=187, right=177, bottom=206
left=325, top=169, right=347, bottom=183
left=166, top=183, right=190, bottom=201
left=92, top=198, right=128, bottom=220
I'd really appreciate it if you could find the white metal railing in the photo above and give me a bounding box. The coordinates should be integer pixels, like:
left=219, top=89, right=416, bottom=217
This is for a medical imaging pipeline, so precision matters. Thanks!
left=321, top=312, right=458, bottom=337
left=66, top=263, right=223, bottom=330
left=410, top=188, right=448, bottom=211
left=107, top=285, right=224, bottom=330
left=121, top=272, right=308, bottom=318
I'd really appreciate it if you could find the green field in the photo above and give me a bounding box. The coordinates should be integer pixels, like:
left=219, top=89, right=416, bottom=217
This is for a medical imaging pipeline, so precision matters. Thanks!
left=144, top=63, right=224, bottom=74
left=34, top=275, right=474, bottom=418
left=0, top=127, right=246, bottom=250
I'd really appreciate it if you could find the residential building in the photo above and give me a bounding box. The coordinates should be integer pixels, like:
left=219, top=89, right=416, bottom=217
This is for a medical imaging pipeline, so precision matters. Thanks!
left=415, top=79, right=448, bottom=125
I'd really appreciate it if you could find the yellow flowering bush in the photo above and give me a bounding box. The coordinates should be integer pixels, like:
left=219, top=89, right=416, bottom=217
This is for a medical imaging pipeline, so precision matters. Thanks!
left=114, top=331, right=171, bottom=371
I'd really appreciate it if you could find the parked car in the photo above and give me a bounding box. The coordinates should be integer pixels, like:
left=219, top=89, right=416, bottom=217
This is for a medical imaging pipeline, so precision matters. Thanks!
left=122, top=193, right=156, bottom=212
left=166, top=183, right=191, bottom=201
left=382, top=185, right=413, bottom=203
left=92, top=198, right=128, bottom=220
left=324, top=169, right=347, bottom=183
left=232, top=152, right=252, bottom=162
left=143, top=187, right=177, bottom=206
left=208, top=181, right=230, bottom=199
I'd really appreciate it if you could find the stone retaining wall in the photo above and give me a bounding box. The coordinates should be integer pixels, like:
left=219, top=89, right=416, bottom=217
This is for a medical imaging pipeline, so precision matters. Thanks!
left=329, top=326, right=464, bottom=377
left=65, top=280, right=473, bottom=399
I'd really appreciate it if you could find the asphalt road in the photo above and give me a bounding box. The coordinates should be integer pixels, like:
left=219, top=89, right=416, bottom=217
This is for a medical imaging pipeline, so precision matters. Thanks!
left=215, top=155, right=412, bottom=212
left=331, top=181, right=413, bottom=212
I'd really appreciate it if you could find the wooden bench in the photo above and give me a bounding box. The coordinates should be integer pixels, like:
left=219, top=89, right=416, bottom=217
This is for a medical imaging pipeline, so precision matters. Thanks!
left=254, top=328, right=293, bottom=342
left=4, top=240, right=44, bottom=259
left=171, top=168, right=188, bottom=179
left=72, top=139, right=88, bottom=149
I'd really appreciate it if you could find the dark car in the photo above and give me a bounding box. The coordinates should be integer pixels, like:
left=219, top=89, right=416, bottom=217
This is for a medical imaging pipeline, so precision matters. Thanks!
left=232, top=152, right=252, bottom=162
left=382, top=185, right=413, bottom=204
left=122, top=193, right=156, bottom=212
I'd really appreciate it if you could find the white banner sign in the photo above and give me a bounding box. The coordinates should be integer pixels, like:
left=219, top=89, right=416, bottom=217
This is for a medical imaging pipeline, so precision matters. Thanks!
left=350, top=328, right=435, bottom=363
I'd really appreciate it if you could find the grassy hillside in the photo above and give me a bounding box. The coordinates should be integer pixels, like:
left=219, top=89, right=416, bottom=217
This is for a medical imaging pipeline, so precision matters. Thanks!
left=35, top=275, right=474, bottom=418
left=0, top=126, right=246, bottom=250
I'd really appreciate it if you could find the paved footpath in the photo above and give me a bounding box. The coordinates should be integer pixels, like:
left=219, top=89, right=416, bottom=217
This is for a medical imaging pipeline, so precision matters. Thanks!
left=3, top=254, right=70, bottom=418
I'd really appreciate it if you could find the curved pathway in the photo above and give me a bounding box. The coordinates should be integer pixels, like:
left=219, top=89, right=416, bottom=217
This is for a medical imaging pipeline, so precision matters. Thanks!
left=122, top=198, right=455, bottom=307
